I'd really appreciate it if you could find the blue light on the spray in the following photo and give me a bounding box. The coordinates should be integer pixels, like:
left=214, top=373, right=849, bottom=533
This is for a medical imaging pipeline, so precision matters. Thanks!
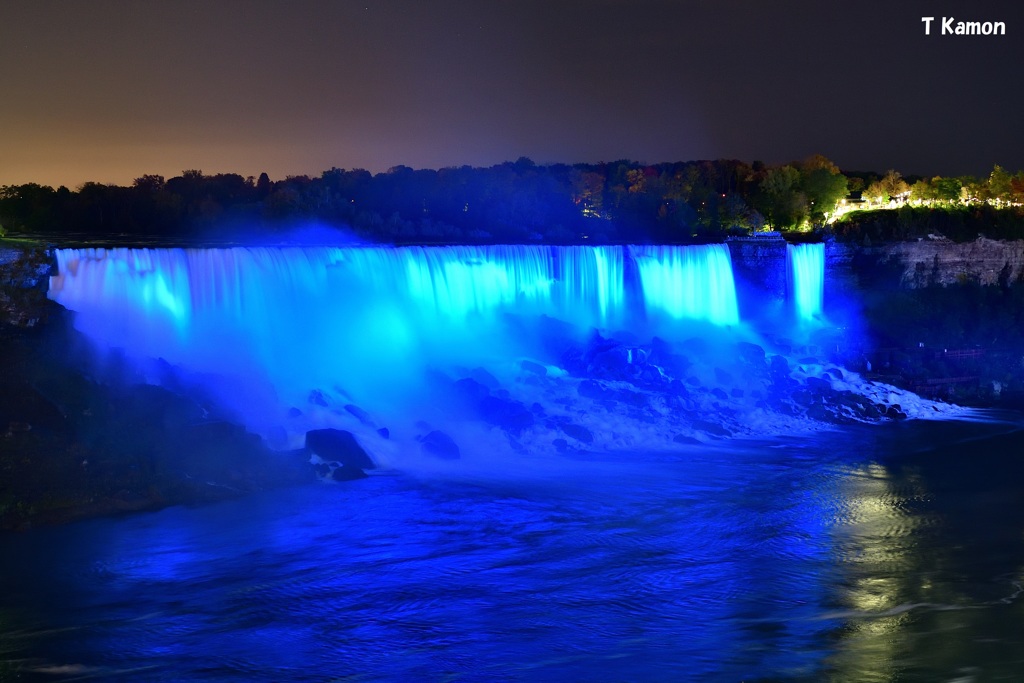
left=48, top=243, right=749, bottom=430
left=788, top=244, right=825, bottom=323
left=145, top=272, right=189, bottom=324
left=630, top=244, right=740, bottom=326
left=122, top=250, right=189, bottom=326
left=49, top=248, right=193, bottom=347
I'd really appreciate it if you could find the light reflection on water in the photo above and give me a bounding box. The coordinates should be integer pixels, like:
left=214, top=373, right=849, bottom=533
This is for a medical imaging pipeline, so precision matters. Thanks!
left=2, top=420, right=1024, bottom=682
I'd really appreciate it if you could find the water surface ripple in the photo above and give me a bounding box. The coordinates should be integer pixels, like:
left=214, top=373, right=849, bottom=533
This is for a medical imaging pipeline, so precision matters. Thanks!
left=2, top=420, right=1024, bottom=681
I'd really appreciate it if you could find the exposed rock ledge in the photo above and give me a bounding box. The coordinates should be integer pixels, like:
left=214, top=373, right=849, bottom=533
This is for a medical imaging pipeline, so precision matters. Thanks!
left=0, top=246, right=58, bottom=330
left=829, top=237, right=1024, bottom=289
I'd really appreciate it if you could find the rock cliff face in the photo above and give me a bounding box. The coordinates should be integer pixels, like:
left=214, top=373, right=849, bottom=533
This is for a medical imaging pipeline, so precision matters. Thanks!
left=728, top=237, right=1024, bottom=313
left=826, top=237, right=1024, bottom=290
left=0, top=246, right=58, bottom=330
left=726, top=239, right=788, bottom=296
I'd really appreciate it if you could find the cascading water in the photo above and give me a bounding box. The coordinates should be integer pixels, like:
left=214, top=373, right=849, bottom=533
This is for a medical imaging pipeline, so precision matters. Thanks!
left=787, top=243, right=825, bottom=323
left=629, top=244, right=740, bottom=326
left=50, top=244, right=741, bottom=340
left=558, top=245, right=626, bottom=328
left=44, top=242, right=963, bottom=463
left=48, top=243, right=744, bottom=432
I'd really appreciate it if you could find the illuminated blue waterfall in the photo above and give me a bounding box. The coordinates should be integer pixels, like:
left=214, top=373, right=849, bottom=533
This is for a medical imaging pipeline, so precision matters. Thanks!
left=629, top=244, right=740, bottom=326
left=787, top=243, right=825, bottom=323
left=49, top=244, right=742, bottom=417
left=559, top=245, right=626, bottom=328
left=50, top=244, right=740, bottom=333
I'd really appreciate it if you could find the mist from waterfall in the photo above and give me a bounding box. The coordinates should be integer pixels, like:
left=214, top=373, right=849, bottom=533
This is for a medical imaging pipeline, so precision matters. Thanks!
left=48, top=244, right=743, bottom=434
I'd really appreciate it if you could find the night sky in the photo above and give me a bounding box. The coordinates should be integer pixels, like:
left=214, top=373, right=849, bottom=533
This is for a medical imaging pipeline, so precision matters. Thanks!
left=1, top=0, right=1021, bottom=188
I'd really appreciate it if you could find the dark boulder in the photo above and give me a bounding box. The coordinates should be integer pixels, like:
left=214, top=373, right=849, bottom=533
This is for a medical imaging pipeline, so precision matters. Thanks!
left=825, top=368, right=845, bottom=381
left=618, top=388, right=647, bottom=407
left=559, top=344, right=588, bottom=376
left=792, top=389, right=815, bottom=406
left=647, top=338, right=691, bottom=375
left=305, top=429, right=375, bottom=470
left=331, top=463, right=369, bottom=481
left=478, top=395, right=534, bottom=432
left=559, top=422, right=594, bottom=443
left=639, top=365, right=667, bottom=386
left=453, top=377, right=490, bottom=403
left=668, top=379, right=689, bottom=397
left=807, top=403, right=838, bottom=423
left=344, top=404, right=375, bottom=427
left=693, top=419, right=732, bottom=437
left=885, top=405, right=908, bottom=420
left=589, top=345, right=631, bottom=379
left=736, top=341, right=766, bottom=364
left=420, top=430, right=461, bottom=459
left=805, top=376, right=833, bottom=394
left=769, top=355, right=791, bottom=384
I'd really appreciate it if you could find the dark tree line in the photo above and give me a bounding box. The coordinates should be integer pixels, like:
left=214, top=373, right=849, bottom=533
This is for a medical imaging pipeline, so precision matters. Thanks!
left=0, top=156, right=856, bottom=244
left=4, top=156, right=1019, bottom=245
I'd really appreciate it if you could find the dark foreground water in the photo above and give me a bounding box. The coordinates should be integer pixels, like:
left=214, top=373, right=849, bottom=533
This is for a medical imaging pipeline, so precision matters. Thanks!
left=3, top=418, right=1024, bottom=682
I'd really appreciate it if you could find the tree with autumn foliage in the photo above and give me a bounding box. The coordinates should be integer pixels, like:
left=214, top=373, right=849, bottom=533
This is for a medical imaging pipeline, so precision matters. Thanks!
left=798, top=155, right=848, bottom=224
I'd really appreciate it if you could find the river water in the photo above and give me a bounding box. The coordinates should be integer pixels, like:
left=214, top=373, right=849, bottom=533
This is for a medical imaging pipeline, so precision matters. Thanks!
left=2, top=417, right=1024, bottom=682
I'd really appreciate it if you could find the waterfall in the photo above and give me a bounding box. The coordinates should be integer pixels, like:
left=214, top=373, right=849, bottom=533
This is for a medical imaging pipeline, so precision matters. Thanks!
left=629, top=244, right=740, bottom=326
left=48, top=244, right=743, bottom=415
left=787, top=243, right=825, bottom=323
left=49, top=244, right=742, bottom=333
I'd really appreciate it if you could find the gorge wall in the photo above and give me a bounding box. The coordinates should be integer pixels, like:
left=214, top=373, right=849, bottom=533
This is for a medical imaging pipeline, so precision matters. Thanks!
left=726, top=237, right=1024, bottom=311
left=828, top=237, right=1024, bottom=289
left=0, top=246, right=56, bottom=330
